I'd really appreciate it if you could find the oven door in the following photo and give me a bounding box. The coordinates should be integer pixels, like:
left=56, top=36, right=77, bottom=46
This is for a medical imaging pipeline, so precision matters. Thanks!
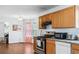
left=37, top=40, right=41, bottom=48
left=37, top=39, right=45, bottom=49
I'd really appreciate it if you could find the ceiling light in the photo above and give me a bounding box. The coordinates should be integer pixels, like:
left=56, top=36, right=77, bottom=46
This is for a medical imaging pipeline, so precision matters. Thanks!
left=18, top=16, right=23, bottom=21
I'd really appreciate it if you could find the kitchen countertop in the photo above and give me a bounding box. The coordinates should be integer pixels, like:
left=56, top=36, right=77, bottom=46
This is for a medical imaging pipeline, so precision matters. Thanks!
left=34, top=36, right=79, bottom=44
left=48, top=38, right=79, bottom=44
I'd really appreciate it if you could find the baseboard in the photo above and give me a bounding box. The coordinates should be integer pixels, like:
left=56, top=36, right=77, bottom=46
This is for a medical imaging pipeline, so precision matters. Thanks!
left=9, top=42, right=33, bottom=44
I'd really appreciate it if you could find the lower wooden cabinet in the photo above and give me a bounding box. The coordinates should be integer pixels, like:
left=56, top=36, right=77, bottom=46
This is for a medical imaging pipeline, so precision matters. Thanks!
left=46, top=39, right=56, bottom=54
left=33, top=37, right=37, bottom=52
left=71, top=44, right=79, bottom=54
left=72, top=50, right=79, bottom=54
left=34, top=37, right=79, bottom=54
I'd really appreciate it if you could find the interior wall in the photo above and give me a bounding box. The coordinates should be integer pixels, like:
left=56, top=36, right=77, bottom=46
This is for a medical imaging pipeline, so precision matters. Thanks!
left=0, top=16, right=23, bottom=43
left=0, top=22, right=4, bottom=37
left=43, top=29, right=79, bottom=38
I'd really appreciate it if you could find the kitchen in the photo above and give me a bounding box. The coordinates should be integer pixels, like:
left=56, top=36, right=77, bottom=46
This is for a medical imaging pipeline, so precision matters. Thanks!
left=0, top=0, right=78, bottom=59
left=34, top=5, right=79, bottom=54
left=0, top=5, right=79, bottom=54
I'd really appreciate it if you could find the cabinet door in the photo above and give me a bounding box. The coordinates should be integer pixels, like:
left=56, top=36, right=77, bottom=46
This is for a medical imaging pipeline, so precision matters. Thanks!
left=48, top=14, right=52, bottom=21
left=46, top=39, right=56, bottom=54
left=71, top=44, right=79, bottom=54
left=52, top=12, right=61, bottom=28
left=39, top=17, right=42, bottom=29
left=39, top=16, right=46, bottom=29
left=63, top=6, right=75, bottom=27
left=59, top=10, right=65, bottom=27
left=44, top=14, right=51, bottom=22
left=39, top=14, right=52, bottom=29
left=42, top=16, right=46, bottom=23
left=52, top=6, right=75, bottom=28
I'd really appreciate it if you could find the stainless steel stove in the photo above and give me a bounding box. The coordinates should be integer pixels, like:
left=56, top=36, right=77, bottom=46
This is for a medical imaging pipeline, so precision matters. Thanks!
left=36, top=36, right=46, bottom=54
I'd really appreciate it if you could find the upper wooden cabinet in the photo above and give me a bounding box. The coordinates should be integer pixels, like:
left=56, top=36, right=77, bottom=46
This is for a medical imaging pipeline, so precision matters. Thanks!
left=61, top=6, right=75, bottom=28
left=43, top=14, right=52, bottom=23
left=52, top=6, right=75, bottom=28
left=39, top=6, right=76, bottom=29
left=39, top=14, right=52, bottom=29
left=52, top=11, right=61, bottom=28
left=39, top=16, right=42, bottom=29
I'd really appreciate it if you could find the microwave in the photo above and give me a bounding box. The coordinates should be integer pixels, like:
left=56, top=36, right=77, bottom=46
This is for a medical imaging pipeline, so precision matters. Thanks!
left=54, top=32, right=67, bottom=39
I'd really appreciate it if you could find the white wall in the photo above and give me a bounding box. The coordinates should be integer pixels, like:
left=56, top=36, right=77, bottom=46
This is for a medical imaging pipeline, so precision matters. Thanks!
left=0, top=16, right=24, bottom=43
left=0, top=22, right=4, bottom=37
left=9, top=19, right=23, bottom=43
left=40, top=5, right=73, bottom=16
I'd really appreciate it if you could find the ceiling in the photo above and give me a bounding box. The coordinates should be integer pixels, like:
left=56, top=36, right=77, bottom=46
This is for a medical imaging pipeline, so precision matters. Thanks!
left=0, top=5, right=57, bottom=17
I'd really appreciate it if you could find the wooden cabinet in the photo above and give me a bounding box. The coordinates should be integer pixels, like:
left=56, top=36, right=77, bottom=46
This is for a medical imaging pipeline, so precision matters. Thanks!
left=71, top=44, right=79, bottom=54
left=42, top=16, right=46, bottom=23
left=39, top=16, right=46, bottom=29
left=39, top=17, right=42, bottom=29
left=62, top=6, right=75, bottom=28
left=33, top=37, right=37, bottom=52
left=52, top=6, right=75, bottom=28
left=43, top=14, right=52, bottom=22
left=39, top=6, right=75, bottom=29
left=47, top=14, right=52, bottom=21
left=52, top=11, right=61, bottom=28
left=46, top=39, right=56, bottom=54
left=39, top=14, right=52, bottom=29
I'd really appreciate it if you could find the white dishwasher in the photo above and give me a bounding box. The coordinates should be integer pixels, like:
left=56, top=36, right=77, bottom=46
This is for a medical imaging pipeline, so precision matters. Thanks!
left=56, top=41, right=71, bottom=54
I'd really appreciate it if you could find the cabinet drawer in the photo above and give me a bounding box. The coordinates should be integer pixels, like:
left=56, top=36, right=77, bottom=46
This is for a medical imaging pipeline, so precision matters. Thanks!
left=72, top=50, right=79, bottom=54
left=71, top=44, right=79, bottom=50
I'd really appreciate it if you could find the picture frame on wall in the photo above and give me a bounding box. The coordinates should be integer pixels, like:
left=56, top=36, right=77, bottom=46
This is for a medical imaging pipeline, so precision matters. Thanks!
left=12, top=25, right=22, bottom=31
left=12, top=25, right=18, bottom=31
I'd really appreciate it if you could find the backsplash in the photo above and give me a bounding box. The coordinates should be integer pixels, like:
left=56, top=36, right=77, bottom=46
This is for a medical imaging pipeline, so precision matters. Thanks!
left=39, top=28, right=79, bottom=38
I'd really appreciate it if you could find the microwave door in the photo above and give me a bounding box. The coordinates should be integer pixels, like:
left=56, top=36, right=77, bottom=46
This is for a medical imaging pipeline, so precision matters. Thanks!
left=61, top=34, right=63, bottom=39
left=55, top=34, right=60, bottom=39
left=58, top=34, right=61, bottom=38
left=61, top=33, right=67, bottom=39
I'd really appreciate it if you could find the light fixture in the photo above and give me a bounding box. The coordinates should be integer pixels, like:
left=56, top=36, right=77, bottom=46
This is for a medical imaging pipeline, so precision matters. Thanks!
left=18, top=16, right=23, bottom=21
